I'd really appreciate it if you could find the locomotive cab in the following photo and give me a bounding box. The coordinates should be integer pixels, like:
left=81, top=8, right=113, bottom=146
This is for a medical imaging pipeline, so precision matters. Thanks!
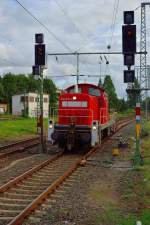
left=49, top=83, right=112, bottom=151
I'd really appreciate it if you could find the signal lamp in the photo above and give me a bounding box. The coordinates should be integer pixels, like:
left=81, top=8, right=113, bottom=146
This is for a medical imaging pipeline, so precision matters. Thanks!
left=122, top=25, right=136, bottom=53
left=35, top=44, right=45, bottom=66
left=124, top=70, right=135, bottom=83
left=124, top=11, right=134, bottom=25
left=124, top=54, right=135, bottom=66
left=32, top=65, right=40, bottom=75
left=35, top=33, right=44, bottom=44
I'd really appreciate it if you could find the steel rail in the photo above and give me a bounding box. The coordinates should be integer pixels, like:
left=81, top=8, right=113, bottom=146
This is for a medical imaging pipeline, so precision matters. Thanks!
left=0, top=141, right=40, bottom=160
left=7, top=156, right=82, bottom=225
left=0, top=119, right=133, bottom=225
left=0, top=137, right=41, bottom=160
left=0, top=152, right=63, bottom=193
left=7, top=146, right=100, bottom=225
left=0, top=137, right=39, bottom=151
left=116, top=119, right=135, bottom=132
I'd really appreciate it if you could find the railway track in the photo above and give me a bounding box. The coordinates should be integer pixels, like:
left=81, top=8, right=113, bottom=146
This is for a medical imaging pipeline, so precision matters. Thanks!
left=116, top=118, right=134, bottom=131
left=0, top=116, right=20, bottom=121
left=0, top=119, right=133, bottom=225
left=0, top=118, right=132, bottom=160
left=0, top=137, right=40, bottom=160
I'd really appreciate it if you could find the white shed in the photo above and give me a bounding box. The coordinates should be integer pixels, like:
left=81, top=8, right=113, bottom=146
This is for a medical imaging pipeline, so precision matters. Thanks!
left=12, top=93, right=49, bottom=118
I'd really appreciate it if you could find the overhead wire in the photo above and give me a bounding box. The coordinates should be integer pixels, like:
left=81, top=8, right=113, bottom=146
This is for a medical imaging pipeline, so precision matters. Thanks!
left=53, top=0, right=111, bottom=80
left=53, top=0, right=89, bottom=43
left=110, top=0, right=120, bottom=46
left=14, top=0, right=73, bottom=52
left=50, top=1, right=140, bottom=55
left=0, top=57, right=25, bottom=67
left=53, top=0, right=101, bottom=78
left=53, top=0, right=107, bottom=54
left=101, top=0, right=120, bottom=82
left=70, top=0, right=120, bottom=82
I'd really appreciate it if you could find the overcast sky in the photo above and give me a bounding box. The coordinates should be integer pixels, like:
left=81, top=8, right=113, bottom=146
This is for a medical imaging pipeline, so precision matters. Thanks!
left=0, top=0, right=149, bottom=98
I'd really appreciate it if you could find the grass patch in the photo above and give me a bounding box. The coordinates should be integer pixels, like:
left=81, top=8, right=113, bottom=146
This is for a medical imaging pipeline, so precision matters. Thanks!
left=95, top=121, right=150, bottom=225
left=0, top=117, right=48, bottom=143
left=140, top=209, right=150, bottom=225
left=117, top=109, right=134, bottom=119
left=95, top=209, right=137, bottom=225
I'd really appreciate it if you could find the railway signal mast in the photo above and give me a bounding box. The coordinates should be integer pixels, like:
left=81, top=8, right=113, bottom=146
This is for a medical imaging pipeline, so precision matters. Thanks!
left=122, top=11, right=142, bottom=166
left=122, top=10, right=136, bottom=84
left=33, top=33, right=46, bottom=152
left=140, top=2, right=150, bottom=119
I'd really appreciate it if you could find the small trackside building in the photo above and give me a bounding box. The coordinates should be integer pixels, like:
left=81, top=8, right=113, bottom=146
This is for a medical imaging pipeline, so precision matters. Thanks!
left=12, top=93, right=49, bottom=118
left=0, top=103, right=8, bottom=114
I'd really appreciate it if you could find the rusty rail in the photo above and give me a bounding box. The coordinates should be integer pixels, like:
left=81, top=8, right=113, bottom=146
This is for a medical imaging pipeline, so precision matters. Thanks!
left=0, top=152, right=63, bottom=193
left=0, top=137, right=39, bottom=151
left=0, top=137, right=40, bottom=159
left=0, top=118, right=133, bottom=225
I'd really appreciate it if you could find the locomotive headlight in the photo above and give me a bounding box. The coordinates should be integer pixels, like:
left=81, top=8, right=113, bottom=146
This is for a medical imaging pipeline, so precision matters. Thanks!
left=92, top=125, right=97, bottom=130
left=49, top=124, right=53, bottom=129
left=73, top=96, right=77, bottom=100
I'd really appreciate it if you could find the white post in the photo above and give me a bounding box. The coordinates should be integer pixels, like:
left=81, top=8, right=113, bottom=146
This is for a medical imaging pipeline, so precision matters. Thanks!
left=136, top=221, right=142, bottom=225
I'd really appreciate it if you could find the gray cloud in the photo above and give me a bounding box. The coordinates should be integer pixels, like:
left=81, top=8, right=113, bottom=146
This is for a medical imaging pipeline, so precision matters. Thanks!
left=0, top=0, right=149, bottom=98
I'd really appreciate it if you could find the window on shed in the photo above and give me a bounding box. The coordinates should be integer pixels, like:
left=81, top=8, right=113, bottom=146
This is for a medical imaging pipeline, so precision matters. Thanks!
left=44, top=97, right=48, bottom=103
left=20, top=96, right=28, bottom=102
left=29, top=96, right=34, bottom=102
left=35, top=97, right=40, bottom=102
left=89, top=88, right=100, bottom=96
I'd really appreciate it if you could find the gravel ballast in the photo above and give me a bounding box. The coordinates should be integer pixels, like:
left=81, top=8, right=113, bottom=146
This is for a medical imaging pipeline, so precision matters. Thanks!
left=24, top=123, right=138, bottom=225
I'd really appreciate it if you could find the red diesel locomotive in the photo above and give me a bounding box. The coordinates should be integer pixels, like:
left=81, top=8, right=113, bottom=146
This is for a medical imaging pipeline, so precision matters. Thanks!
left=48, top=83, right=116, bottom=150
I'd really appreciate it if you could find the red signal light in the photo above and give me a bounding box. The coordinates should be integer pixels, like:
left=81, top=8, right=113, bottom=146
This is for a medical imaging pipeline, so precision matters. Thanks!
left=127, top=31, right=132, bottom=36
left=38, top=47, right=43, bottom=56
left=35, top=44, right=45, bottom=66
left=122, top=25, right=136, bottom=53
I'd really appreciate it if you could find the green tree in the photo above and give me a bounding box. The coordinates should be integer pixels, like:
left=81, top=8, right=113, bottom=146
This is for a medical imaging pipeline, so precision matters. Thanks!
left=103, top=75, right=118, bottom=109
left=127, top=77, right=140, bottom=107
left=1, top=73, right=58, bottom=113
left=27, top=74, right=39, bottom=92
left=0, top=83, right=4, bottom=102
left=2, top=73, right=18, bottom=112
left=117, top=98, right=128, bottom=111
left=43, top=78, right=58, bottom=108
left=15, top=74, right=29, bottom=94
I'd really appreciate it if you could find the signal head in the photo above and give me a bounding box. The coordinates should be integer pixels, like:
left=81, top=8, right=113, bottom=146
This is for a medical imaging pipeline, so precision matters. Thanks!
left=35, top=33, right=44, bottom=44
left=124, top=11, right=134, bottom=25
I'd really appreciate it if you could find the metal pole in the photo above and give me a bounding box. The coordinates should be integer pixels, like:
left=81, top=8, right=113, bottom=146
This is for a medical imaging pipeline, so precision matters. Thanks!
left=140, top=3, right=150, bottom=120
left=75, top=53, right=79, bottom=93
left=24, top=90, right=26, bottom=117
left=99, top=62, right=102, bottom=84
left=47, top=51, right=145, bottom=56
left=39, top=66, right=45, bottom=153
left=134, top=101, right=142, bottom=167
left=77, top=53, right=79, bottom=84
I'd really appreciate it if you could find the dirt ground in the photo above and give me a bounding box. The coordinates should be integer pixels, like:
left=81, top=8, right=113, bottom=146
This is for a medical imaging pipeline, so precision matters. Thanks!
left=25, top=122, right=146, bottom=225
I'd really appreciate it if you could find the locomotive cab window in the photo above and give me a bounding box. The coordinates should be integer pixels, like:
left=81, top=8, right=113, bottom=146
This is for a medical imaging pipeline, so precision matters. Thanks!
left=69, top=87, right=82, bottom=93
left=89, top=88, right=100, bottom=96
left=62, top=101, right=87, bottom=107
